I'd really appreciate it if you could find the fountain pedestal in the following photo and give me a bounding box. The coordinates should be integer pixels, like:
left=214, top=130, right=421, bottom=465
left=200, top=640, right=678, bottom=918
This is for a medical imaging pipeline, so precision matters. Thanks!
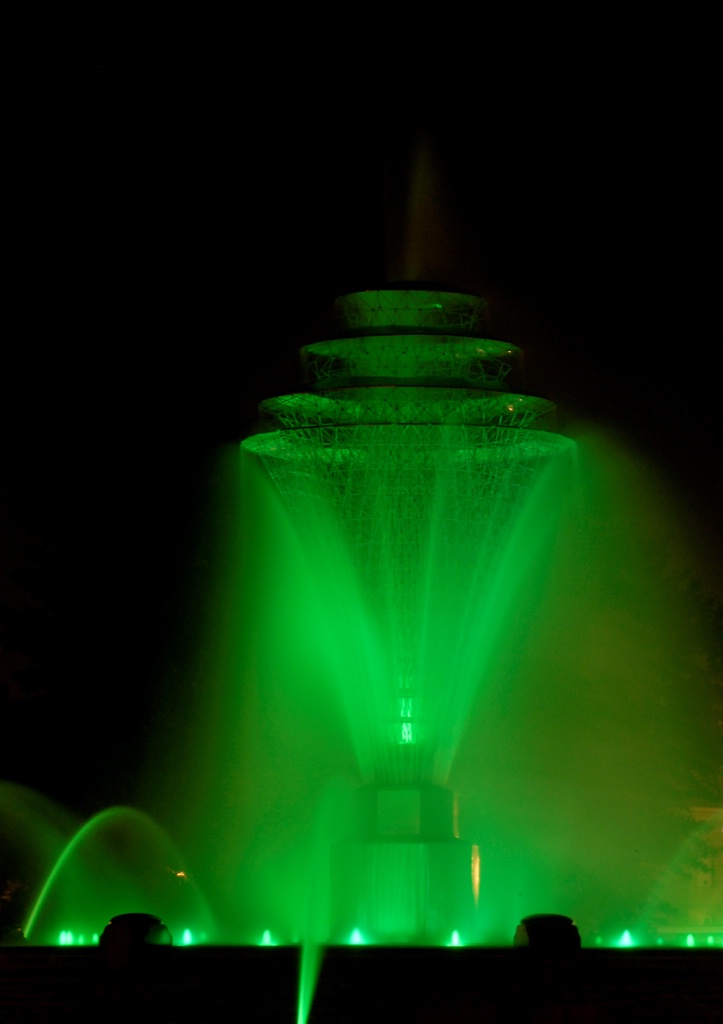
left=331, top=786, right=480, bottom=944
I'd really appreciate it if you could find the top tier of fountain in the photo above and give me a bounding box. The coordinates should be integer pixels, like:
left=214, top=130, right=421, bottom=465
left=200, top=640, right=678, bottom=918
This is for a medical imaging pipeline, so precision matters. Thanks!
left=252, top=288, right=558, bottom=438
left=302, top=288, right=522, bottom=391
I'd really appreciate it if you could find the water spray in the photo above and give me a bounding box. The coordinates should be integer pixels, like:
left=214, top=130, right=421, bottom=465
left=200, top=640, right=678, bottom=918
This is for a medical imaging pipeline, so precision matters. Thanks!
left=242, top=287, right=573, bottom=943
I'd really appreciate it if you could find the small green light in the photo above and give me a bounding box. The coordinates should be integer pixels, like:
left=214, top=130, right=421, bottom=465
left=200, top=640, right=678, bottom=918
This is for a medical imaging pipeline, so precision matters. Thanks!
left=182, top=929, right=193, bottom=946
left=260, top=929, right=275, bottom=946
left=617, top=930, right=634, bottom=948
left=707, top=936, right=714, bottom=946
left=92, top=934, right=99, bottom=945
left=350, top=928, right=365, bottom=945
left=447, top=930, right=462, bottom=947
left=400, top=722, right=414, bottom=744
left=685, top=934, right=695, bottom=947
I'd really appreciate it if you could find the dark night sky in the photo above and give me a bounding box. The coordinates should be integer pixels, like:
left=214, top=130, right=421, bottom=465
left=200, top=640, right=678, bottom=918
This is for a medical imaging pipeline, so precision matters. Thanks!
left=2, top=64, right=720, bottom=810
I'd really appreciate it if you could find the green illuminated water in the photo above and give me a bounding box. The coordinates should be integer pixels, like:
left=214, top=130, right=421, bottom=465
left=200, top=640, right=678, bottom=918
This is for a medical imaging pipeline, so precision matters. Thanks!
left=238, top=290, right=577, bottom=951
left=245, top=421, right=572, bottom=788
left=1, top=291, right=720, bottom=968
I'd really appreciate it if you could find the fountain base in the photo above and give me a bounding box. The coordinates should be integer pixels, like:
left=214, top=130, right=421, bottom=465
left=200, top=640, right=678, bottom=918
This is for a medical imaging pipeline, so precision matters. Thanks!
left=331, top=786, right=479, bottom=944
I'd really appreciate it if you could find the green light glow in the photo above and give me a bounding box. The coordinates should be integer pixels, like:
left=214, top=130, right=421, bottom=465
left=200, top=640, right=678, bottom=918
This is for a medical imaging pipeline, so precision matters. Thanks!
left=182, top=929, right=193, bottom=946
left=349, top=928, right=365, bottom=945
left=617, top=930, right=635, bottom=948
left=448, top=930, right=462, bottom=947
left=241, top=290, right=576, bottom=950
left=243, top=294, right=575, bottom=837
left=244, top=420, right=572, bottom=788
left=685, top=933, right=695, bottom=947
left=260, top=929, right=275, bottom=946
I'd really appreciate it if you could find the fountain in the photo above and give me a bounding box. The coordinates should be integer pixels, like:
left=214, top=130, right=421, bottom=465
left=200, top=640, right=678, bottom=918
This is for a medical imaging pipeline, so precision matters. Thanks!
left=241, top=285, right=574, bottom=946
left=1, top=289, right=721, bottom=1019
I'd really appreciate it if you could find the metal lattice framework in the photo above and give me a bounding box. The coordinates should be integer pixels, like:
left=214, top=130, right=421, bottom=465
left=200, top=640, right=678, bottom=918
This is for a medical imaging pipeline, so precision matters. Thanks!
left=327, top=289, right=488, bottom=334
left=302, top=338, right=520, bottom=390
left=256, top=388, right=554, bottom=433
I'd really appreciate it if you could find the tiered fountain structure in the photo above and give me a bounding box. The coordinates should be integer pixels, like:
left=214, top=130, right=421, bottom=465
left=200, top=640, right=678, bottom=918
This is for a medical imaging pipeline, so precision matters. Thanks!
left=242, top=286, right=573, bottom=944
